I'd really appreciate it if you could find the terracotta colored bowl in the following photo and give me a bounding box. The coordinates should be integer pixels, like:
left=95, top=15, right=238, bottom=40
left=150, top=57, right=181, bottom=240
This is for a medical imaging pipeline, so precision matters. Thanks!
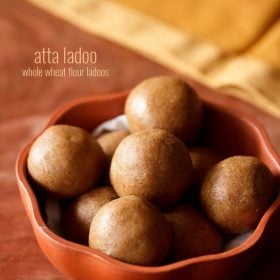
left=16, top=85, right=280, bottom=280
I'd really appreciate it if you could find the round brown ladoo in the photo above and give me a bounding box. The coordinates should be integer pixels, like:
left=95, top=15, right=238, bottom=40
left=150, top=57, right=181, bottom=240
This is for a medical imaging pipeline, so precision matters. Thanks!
left=97, top=130, right=130, bottom=184
left=27, top=125, right=105, bottom=198
left=164, top=205, right=223, bottom=261
left=125, top=76, right=203, bottom=144
left=110, top=129, right=193, bottom=207
left=62, top=186, right=118, bottom=244
left=97, top=130, right=130, bottom=164
left=200, top=156, right=276, bottom=234
left=189, top=147, right=220, bottom=186
left=89, top=195, right=172, bottom=266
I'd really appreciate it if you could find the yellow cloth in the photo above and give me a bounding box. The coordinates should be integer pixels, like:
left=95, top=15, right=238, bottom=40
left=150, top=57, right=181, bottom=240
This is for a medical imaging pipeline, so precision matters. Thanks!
left=27, top=0, right=280, bottom=118
left=250, top=19, right=280, bottom=68
left=113, top=0, right=280, bottom=117
left=114, top=0, right=280, bottom=53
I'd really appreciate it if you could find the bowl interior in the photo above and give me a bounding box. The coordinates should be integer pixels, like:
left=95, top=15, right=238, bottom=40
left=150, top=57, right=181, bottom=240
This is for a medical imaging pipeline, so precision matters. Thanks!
left=47, top=91, right=280, bottom=176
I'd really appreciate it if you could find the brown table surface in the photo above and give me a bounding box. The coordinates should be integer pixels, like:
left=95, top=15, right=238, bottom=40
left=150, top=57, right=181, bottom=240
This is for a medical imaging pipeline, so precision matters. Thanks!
left=0, top=1, right=279, bottom=279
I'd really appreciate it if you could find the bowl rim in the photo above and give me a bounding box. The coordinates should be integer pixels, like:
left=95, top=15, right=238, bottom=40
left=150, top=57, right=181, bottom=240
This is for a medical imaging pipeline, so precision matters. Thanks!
left=16, top=90, right=280, bottom=274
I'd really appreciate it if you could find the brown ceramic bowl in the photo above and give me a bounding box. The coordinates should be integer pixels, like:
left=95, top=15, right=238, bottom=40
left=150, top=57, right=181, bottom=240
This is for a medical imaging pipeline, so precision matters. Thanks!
left=16, top=84, right=280, bottom=280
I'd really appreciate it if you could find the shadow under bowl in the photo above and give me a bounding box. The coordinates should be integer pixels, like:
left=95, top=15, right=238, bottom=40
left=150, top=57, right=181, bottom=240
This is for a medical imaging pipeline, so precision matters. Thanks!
left=16, top=87, right=280, bottom=280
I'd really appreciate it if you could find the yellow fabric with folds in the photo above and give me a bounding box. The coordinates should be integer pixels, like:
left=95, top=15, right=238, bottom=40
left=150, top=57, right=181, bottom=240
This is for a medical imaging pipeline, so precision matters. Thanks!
left=113, top=0, right=280, bottom=118
left=250, top=20, right=280, bottom=68
left=114, top=0, right=280, bottom=53
left=27, top=0, right=280, bottom=118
